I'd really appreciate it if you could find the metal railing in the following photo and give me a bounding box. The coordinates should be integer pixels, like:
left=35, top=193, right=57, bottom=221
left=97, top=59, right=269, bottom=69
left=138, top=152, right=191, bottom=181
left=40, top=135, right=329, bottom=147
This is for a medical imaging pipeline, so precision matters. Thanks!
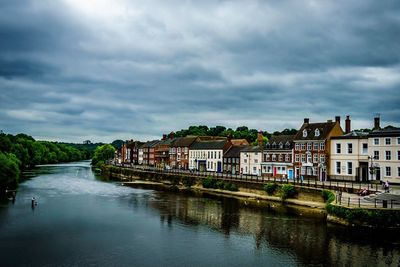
left=335, top=194, right=400, bottom=209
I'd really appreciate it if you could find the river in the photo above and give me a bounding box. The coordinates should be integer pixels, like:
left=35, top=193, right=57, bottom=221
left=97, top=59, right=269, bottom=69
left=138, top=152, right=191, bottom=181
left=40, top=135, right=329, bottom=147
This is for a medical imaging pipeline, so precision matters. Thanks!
left=0, top=161, right=399, bottom=267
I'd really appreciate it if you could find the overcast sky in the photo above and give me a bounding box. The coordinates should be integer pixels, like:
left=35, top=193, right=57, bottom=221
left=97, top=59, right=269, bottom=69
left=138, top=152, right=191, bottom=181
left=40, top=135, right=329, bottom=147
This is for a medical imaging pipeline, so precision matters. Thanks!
left=1, top=0, right=399, bottom=143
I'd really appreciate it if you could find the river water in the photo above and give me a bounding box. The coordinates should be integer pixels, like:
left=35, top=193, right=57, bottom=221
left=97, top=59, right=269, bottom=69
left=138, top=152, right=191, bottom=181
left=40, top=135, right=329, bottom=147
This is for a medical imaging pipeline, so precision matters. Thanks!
left=0, top=161, right=399, bottom=267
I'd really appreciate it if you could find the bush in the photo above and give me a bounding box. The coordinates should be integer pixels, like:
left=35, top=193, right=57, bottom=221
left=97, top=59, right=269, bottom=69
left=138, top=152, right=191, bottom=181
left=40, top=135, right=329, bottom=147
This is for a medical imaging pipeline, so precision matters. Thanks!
left=322, top=190, right=335, bottom=203
left=280, top=184, right=297, bottom=200
left=216, top=180, right=225, bottom=189
left=264, top=183, right=279, bottom=195
left=224, top=182, right=238, bottom=191
left=202, top=176, right=216, bottom=189
left=182, top=176, right=196, bottom=188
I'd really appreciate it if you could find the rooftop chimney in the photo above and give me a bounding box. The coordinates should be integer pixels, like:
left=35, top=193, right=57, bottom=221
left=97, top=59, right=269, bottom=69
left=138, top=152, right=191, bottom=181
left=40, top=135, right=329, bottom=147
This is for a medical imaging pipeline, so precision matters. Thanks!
left=374, top=116, right=380, bottom=130
left=335, top=116, right=341, bottom=125
left=304, top=118, right=309, bottom=124
left=345, top=115, right=351, bottom=134
left=162, top=134, right=167, bottom=140
left=169, top=131, right=175, bottom=139
left=257, top=131, right=264, bottom=146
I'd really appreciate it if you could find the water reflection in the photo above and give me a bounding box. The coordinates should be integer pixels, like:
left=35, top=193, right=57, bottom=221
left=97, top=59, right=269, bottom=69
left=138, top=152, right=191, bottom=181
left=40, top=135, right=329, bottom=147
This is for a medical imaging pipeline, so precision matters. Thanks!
left=145, top=190, right=400, bottom=267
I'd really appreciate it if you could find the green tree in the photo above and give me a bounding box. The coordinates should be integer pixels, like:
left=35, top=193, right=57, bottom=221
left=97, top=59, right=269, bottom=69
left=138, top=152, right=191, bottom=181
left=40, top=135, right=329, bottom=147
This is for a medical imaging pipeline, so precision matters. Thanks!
left=0, top=152, right=21, bottom=192
left=92, top=144, right=115, bottom=167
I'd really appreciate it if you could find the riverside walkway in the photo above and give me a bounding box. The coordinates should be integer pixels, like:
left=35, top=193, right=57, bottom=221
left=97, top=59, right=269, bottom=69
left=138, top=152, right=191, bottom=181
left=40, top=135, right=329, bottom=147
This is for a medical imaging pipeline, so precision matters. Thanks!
left=112, top=164, right=400, bottom=209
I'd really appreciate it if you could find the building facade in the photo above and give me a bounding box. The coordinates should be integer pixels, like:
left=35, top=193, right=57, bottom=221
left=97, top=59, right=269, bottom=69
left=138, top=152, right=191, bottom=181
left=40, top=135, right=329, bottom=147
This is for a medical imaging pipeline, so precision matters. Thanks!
left=240, top=146, right=262, bottom=176
left=293, top=117, right=343, bottom=180
left=189, top=139, right=230, bottom=172
left=169, top=136, right=198, bottom=169
left=261, top=135, right=295, bottom=179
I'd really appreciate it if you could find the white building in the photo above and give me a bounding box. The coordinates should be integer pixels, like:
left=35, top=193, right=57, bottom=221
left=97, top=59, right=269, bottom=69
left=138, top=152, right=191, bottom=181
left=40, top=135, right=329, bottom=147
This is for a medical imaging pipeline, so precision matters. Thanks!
left=138, top=146, right=144, bottom=165
left=240, top=146, right=262, bottom=176
left=189, top=140, right=228, bottom=172
left=330, top=132, right=369, bottom=182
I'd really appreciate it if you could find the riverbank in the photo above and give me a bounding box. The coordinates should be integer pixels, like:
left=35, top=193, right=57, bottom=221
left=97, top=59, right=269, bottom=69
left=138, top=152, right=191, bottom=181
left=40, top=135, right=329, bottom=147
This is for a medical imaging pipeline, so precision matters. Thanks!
left=104, top=165, right=400, bottom=229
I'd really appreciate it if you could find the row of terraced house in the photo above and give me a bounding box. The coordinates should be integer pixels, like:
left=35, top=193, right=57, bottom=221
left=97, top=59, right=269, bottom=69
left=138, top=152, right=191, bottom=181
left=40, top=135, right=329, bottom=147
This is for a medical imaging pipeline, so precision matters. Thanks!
left=117, top=116, right=400, bottom=183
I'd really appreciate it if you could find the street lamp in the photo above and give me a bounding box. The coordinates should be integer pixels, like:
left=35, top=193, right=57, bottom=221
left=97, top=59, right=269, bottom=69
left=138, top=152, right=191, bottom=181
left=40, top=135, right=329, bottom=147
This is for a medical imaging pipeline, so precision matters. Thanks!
left=368, top=155, right=377, bottom=182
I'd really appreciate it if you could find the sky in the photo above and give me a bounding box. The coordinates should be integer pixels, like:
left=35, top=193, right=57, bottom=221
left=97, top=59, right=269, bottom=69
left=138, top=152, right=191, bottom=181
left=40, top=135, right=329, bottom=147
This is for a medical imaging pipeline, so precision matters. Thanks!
left=0, top=0, right=399, bottom=143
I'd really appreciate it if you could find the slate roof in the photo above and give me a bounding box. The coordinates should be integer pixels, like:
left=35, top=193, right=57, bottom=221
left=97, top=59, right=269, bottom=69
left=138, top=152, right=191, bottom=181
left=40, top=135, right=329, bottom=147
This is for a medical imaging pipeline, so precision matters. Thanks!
left=224, top=145, right=247, bottom=158
left=190, top=140, right=227, bottom=150
left=171, top=136, right=198, bottom=147
left=368, top=126, right=400, bottom=138
left=331, top=131, right=369, bottom=139
left=266, top=135, right=295, bottom=150
left=142, top=140, right=161, bottom=148
left=230, top=139, right=249, bottom=146
left=240, top=145, right=263, bottom=152
left=294, top=121, right=337, bottom=141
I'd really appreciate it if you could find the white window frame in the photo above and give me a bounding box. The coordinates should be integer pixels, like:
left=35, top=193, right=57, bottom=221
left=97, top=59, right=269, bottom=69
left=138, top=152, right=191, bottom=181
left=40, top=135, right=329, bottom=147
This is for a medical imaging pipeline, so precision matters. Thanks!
left=374, top=138, right=379, bottom=145
left=348, top=143, right=353, bottom=154
left=386, top=150, right=391, bottom=160
left=336, top=162, right=341, bottom=174
left=385, top=138, right=391, bottom=145
left=336, top=143, right=341, bottom=154
left=386, top=166, right=391, bottom=177
left=347, top=162, right=353, bottom=175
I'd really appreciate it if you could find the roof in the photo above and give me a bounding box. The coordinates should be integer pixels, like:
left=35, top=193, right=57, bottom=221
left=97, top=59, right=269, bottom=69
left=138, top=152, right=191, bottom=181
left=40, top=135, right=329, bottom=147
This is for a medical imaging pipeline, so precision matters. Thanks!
left=267, top=135, right=295, bottom=144
left=294, top=121, right=337, bottom=141
left=224, top=145, right=247, bottom=158
left=190, top=140, right=227, bottom=150
left=240, top=145, right=263, bottom=152
left=331, top=131, right=369, bottom=140
left=230, top=139, right=249, bottom=146
left=171, top=136, right=198, bottom=147
left=368, top=126, right=400, bottom=138
left=142, top=140, right=161, bottom=148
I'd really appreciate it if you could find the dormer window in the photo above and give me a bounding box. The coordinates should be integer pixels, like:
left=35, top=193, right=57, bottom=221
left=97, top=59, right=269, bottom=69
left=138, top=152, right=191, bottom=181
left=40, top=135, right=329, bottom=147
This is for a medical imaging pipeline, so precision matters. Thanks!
left=279, top=142, right=283, bottom=149
left=285, top=142, right=290, bottom=149
left=315, top=129, right=320, bottom=137
left=303, top=129, right=307, bottom=138
left=272, top=142, right=276, bottom=149
left=266, top=144, right=270, bottom=149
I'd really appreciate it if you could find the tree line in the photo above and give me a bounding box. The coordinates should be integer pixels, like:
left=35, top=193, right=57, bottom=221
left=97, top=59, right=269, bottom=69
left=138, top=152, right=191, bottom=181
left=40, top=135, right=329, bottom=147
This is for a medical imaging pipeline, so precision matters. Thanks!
left=0, top=132, right=101, bottom=196
left=172, top=125, right=298, bottom=143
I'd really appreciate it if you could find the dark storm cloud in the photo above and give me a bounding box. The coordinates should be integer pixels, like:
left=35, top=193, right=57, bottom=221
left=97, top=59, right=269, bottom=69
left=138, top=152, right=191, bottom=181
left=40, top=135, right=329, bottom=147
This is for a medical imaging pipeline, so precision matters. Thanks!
left=0, top=0, right=399, bottom=142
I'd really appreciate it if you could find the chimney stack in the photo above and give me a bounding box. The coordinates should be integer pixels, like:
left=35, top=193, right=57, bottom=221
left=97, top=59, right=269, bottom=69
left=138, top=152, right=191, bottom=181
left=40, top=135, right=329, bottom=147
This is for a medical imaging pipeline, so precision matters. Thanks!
left=374, top=117, right=380, bottom=130
left=169, top=132, right=175, bottom=139
left=335, top=116, right=341, bottom=125
left=304, top=118, right=309, bottom=124
left=162, top=134, right=167, bottom=140
left=257, top=131, right=264, bottom=146
left=345, top=115, right=351, bottom=134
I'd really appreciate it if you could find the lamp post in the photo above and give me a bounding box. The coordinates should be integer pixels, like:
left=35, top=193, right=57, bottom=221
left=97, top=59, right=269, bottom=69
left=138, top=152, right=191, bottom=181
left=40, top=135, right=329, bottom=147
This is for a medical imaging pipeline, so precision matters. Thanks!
left=368, top=155, right=377, bottom=182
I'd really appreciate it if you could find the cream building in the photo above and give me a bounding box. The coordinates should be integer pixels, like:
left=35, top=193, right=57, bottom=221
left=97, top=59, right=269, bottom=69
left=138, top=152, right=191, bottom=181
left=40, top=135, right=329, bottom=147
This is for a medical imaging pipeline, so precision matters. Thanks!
left=240, top=146, right=262, bottom=176
left=330, top=132, right=369, bottom=182
left=189, top=140, right=227, bottom=172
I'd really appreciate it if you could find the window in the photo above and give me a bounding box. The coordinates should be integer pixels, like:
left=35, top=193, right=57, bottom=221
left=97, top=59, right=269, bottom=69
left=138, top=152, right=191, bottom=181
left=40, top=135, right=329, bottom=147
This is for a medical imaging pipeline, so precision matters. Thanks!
left=279, top=142, right=283, bottom=149
left=312, top=167, right=317, bottom=176
left=374, top=151, right=379, bottom=160
left=303, top=129, right=307, bottom=137
left=272, top=154, right=276, bottom=161
left=398, top=137, right=400, bottom=145
left=307, top=153, right=312, bottom=163
left=374, top=138, right=379, bottom=145
left=244, top=159, right=247, bottom=163
left=278, top=154, right=283, bottom=161
left=301, top=143, right=306, bottom=150
left=301, top=154, right=306, bottom=163
left=336, top=143, right=341, bottom=154
left=272, top=143, right=276, bottom=149
left=295, top=143, right=300, bottom=150
left=313, top=154, right=318, bottom=163
left=320, top=155, right=325, bottom=163
left=398, top=151, right=400, bottom=160
left=295, top=154, right=300, bottom=162
left=307, top=143, right=312, bottom=151
left=362, top=143, right=368, bottom=154
left=266, top=154, right=270, bottom=161
left=208, top=151, right=210, bottom=158
left=315, top=129, right=320, bottom=137
left=254, top=159, right=258, bottom=164
left=301, top=167, right=306, bottom=175
left=313, top=142, right=318, bottom=150
left=348, top=143, right=353, bottom=154
left=207, top=161, right=210, bottom=169
left=219, top=151, right=221, bottom=159
left=398, top=167, right=400, bottom=177
left=320, top=142, right=325, bottom=150
left=385, top=138, right=391, bottom=145
left=285, top=154, right=290, bottom=162
left=386, top=166, right=391, bottom=176
left=336, top=162, right=341, bottom=174
left=253, top=166, right=256, bottom=172
left=386, top=151, right=391, bottom=160
left=347, top=162, right=353, bottom=175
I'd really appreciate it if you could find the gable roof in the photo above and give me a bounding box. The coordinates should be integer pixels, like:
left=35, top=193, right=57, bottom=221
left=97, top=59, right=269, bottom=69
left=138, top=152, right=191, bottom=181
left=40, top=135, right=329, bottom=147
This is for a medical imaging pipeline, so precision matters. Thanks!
left=142, top=140, right=161, bottom=148
left=190, top=140, right=227, bottom=150
left=171, top=136, right=198, bottom=147
left=294, top=121, right=337, bottom=141
left=368, top=126, right=400, bottom=138
left=230, top=139, right=249, bottom=146
left=224, top=145, right=247, bottom=158
left=267, top=135, right=295, bottom=144
left=240, top=145, right=263, bottom=152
